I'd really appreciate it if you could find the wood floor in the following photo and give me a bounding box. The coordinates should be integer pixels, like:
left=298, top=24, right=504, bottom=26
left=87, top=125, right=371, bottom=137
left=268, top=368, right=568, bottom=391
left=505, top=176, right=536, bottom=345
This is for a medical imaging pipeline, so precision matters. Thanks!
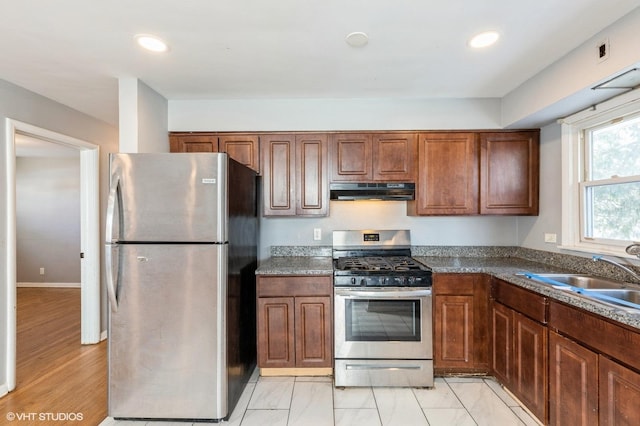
left=0, top=288, right=107, bottom=424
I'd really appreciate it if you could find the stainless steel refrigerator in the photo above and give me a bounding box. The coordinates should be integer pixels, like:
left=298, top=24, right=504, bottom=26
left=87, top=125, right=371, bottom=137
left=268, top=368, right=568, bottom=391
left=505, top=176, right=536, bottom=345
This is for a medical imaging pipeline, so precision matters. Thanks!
left=106, top=153, right=258, bottom=421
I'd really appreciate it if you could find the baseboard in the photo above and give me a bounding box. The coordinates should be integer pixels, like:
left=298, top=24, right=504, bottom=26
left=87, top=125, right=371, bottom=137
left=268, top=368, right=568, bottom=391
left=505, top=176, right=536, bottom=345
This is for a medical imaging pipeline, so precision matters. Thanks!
left=260, top=367, right=333, bottom=377
left=100, top=330, right=108, bottom=341
left=17, top=282, right=81, bottom=288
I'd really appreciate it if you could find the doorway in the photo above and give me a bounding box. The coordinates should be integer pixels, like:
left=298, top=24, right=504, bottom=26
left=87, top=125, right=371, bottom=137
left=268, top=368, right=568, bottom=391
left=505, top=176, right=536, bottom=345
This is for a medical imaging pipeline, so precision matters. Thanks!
left=4, top=119, right=100, bottom=392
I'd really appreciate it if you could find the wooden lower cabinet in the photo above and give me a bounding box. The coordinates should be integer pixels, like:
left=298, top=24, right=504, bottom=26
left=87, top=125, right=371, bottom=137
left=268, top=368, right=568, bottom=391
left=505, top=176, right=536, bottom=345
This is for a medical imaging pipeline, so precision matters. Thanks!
left=549, top=330, right=599, bottom=426
left=599, top=355, right=640, bottom=426
left=491, top=301, right=512, bottom=385
left=548, top=300, right=640, bottom=426
left=258, top=297, right=295, bottom=367
left=295, top=297, right=331, bottom=367
left=433, top=274, right=489, bottom=374
left=492, top=303, right=547, bottom=423
left=491, top=278, right=548, bottom=423
left=257, top=276, right=332, bottom=370
left=512, top=309, right=548, bottom=422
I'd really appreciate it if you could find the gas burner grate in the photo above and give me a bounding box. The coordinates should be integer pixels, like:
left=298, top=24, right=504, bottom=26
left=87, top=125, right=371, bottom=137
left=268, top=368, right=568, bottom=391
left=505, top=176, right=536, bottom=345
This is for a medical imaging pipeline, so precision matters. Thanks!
left=336, top=256, right=430, bottom=272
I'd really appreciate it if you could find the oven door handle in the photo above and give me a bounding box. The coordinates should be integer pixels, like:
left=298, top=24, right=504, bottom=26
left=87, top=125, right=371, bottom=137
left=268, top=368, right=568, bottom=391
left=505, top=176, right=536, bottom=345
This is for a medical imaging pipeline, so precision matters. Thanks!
left=345, top=363, right=423, bottom=371
left=334, top=288, right=432, bottom=298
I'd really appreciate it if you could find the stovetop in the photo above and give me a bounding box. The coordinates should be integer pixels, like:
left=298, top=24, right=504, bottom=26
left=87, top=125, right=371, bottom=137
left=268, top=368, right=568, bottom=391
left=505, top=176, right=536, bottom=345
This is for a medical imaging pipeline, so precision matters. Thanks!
left=331, top=230, right=432, bottom=287
left=335, top=256, right=431, bottom=273
left=333, top=255, right=432, bottom=287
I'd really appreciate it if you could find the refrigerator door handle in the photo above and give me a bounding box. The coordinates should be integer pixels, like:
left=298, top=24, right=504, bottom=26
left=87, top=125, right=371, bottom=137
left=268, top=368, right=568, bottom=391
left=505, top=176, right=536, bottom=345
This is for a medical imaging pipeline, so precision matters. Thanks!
left=105, top=243, right=119, bottom=312
left=106, top=174, right=121, bottom=312
left=106, top=174, right=120, bottom=244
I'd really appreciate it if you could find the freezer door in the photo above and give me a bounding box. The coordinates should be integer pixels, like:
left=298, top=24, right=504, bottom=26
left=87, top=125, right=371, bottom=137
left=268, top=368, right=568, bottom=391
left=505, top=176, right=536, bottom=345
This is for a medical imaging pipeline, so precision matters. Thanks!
left=108, top=243, right=228, bottom=420
left=108, top=153, right=227, bottom=243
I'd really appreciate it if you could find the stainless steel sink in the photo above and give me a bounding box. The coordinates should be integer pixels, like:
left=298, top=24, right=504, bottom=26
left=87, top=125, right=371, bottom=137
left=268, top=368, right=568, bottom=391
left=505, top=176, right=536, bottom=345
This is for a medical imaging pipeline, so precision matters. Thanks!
left=516, top=272, right=640, bottom=311
left=516, top=273, right=625, bottom=289
left=588, top=289, right=640, bottom=305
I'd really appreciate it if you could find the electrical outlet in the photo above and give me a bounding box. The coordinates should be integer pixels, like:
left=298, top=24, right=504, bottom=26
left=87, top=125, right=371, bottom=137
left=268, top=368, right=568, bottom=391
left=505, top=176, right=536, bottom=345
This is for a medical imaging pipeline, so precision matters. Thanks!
left=544, top=233, right=557, bottom=243
left=597, top=38, right=609, bottom=62
left=39, top=267, right=45, bottom=275
left=313, top=228, right=322, bottom=241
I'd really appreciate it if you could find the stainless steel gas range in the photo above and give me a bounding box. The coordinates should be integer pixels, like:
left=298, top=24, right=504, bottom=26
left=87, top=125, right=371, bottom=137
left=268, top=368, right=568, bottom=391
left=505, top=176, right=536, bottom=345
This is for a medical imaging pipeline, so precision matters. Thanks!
left=333, top=230, right=434, bottom=388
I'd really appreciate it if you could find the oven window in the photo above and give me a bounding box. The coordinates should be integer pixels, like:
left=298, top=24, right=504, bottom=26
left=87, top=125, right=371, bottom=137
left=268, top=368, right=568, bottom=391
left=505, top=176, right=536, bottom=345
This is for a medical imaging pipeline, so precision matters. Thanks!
left=344, top=299, right=421, bottom=341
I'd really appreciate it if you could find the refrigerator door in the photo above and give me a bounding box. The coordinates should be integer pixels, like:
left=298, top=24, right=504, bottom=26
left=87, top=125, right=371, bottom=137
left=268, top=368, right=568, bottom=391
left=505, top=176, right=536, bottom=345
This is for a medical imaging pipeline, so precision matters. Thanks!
left=108, top=153, right=227, bottom=243
left=108, top=243, right=227, bottom=420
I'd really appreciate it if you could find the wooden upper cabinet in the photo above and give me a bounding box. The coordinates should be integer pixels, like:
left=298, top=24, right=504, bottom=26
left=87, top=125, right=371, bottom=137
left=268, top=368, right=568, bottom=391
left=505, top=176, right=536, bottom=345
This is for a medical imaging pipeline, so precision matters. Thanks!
left=480, top=131, right=539, bottom=215
left=261, top=134, right=328, bottom=217
left=261, top=134, right=296, bottom=216
left=411, top=132, right=478, bottom=215
left=330, top=133, right=372, bottom=181
left=296, top=134, right=328, bottom=216
left=330, top=132, right=416, bottom=182
left=218, top=134, right=260, bottom=173
left=169, top=133, right=218, bottom=153
left=372, top=133, right=417, bottom=181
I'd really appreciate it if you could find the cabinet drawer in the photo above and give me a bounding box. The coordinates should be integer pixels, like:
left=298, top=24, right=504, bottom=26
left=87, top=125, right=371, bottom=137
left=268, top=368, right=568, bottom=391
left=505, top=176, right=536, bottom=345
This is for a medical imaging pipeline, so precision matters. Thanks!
left=433, top=273, right=477, bottom=294
left=492, top=278, right=547, bottom=323
left=257, top=275, right=332, bottom=297
left=549, top=300, right=640, bottom=372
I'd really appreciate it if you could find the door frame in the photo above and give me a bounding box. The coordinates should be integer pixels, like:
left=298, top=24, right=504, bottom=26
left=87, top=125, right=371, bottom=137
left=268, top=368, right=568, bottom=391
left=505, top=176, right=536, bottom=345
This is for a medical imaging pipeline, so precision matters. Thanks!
left=4, top=118, right=100, bottom=392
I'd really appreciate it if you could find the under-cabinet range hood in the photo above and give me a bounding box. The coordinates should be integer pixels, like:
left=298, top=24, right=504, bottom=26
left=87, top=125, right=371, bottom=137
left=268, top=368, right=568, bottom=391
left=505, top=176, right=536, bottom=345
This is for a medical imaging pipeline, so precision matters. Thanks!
left=330, top=182, right=415, bottom=201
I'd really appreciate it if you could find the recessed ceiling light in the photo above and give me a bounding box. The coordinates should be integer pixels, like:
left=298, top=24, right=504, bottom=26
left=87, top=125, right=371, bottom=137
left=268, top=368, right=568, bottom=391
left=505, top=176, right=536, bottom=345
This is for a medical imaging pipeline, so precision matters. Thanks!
left=469, top=31, right=499, bottom=48
left=345, top=32, right=369, bottom=48
left=135, top=34, right=169, bottom=53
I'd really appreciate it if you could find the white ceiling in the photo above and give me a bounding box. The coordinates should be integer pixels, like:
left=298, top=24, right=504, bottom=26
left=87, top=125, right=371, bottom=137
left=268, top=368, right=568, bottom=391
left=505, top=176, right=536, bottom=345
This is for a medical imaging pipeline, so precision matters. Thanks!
left=1, top=1, right=639, bottom=127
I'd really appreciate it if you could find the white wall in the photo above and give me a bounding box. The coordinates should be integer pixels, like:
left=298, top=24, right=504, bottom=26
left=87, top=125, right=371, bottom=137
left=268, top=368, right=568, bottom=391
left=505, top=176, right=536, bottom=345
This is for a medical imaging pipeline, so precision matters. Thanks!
left=16, top=157, right=81, bottom=284
left=261, top=201, right=518, bottom=259
left=0, top=78, right=118, bottom=393
left=119, top=78, right=168, bottom=153
left=502, top=7, right=640, bottom=128
left=169, top=98, right=502, bottom=131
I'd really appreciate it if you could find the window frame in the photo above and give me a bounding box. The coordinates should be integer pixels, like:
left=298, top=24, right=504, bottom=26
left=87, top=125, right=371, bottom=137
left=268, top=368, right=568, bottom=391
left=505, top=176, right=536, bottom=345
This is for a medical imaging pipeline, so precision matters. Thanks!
left=560, top=89, right=640, bottom=257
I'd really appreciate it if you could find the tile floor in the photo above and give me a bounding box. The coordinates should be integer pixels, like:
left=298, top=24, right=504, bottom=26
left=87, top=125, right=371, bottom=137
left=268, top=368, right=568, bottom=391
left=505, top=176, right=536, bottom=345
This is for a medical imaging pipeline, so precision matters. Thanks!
left=100, top=370, right=541, bottom=426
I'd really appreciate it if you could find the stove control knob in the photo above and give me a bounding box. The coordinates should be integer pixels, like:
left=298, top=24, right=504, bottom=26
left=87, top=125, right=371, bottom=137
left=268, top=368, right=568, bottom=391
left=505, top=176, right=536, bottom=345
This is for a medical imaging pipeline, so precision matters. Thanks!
left=408, top=277, right=415, bottom=286
left=360, top=279, right=366, bottom=287
left=351, top=277, right=356, bottom=285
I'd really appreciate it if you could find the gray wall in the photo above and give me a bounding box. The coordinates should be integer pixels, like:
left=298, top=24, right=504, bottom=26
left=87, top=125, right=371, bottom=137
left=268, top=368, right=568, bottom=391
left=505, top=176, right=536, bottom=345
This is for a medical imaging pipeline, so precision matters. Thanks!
left=518, top=122, right=563, bottom=253
left=119, top=78, right=169, bottom=153
left=0, top=78, right=118, bottom=391
left=16, top=157, right=81, bottom=284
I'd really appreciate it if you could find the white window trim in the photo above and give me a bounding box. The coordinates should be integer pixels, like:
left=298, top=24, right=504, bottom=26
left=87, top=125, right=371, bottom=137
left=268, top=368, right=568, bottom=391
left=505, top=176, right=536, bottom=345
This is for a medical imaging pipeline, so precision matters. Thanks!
left=559, top=88, right=640, bottom=258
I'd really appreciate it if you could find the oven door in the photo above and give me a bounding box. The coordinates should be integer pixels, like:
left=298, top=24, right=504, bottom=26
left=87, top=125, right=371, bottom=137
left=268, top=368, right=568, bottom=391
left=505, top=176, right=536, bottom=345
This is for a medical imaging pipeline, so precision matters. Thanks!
left=334, top=287, right=432, bottom=360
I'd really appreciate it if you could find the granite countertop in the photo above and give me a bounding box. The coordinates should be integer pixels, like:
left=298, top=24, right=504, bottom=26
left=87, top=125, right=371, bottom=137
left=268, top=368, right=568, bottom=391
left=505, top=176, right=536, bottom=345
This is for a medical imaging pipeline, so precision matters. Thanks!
left=257, top=253, right=640, bottom=330
left=256, top=256, right=334, bottom=275
left=417, top=256, right=640, bottom=330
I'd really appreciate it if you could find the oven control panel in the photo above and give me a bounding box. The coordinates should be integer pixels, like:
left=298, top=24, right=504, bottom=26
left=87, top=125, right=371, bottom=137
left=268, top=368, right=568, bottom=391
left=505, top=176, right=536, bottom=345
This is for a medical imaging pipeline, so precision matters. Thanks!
left=334, top=275, right=432, bottom=287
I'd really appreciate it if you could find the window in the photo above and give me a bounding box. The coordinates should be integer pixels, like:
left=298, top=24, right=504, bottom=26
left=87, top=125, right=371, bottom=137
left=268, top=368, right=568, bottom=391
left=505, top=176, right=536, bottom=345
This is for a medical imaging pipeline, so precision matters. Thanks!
left=581, top=113, right=640, bottom=244
left=561, top=91, right=640, bottom=255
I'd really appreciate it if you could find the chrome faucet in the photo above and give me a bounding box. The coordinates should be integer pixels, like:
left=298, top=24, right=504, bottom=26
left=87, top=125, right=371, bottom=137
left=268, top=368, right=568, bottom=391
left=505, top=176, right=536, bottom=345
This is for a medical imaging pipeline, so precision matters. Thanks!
left=592, top=255, right=640, bottom=284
